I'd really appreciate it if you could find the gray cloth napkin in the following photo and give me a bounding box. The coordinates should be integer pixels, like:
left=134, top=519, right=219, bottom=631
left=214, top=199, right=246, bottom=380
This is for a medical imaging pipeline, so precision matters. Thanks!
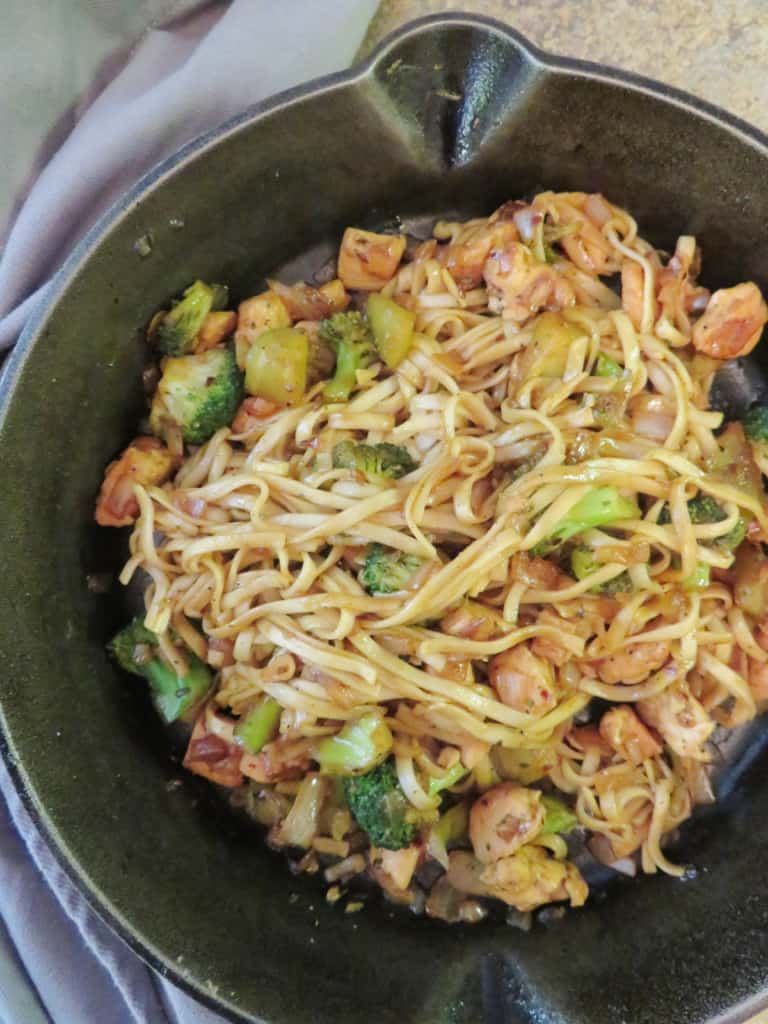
left=0, top=1, right=378, bottom=1021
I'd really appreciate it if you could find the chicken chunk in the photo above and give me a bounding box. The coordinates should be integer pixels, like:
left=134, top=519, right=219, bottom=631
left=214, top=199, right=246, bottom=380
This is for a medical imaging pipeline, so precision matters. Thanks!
left=337, top=228, right=406, bottom=290
left=488, top=643, right=557, bottom=715
left=95, top=436, right=175, bottom=527
left=595, top=640, right=669, bottom=686
left=637, top=681, right=713, bottom=760
left=692, top=282, right=767, bottom=360
left=599, top=706, right=661, bottom=765
left=480, top=845, right=588, bottom=911
left=483, top=240, right=575, bottom=323
left=469, top=783, right=544, bottom=863
left=183, top=709, right=243, bottom=787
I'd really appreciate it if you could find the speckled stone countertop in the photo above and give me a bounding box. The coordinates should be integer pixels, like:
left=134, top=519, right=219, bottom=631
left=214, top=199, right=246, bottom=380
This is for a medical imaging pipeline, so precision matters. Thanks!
left=364, top=0, right=768, bottom=133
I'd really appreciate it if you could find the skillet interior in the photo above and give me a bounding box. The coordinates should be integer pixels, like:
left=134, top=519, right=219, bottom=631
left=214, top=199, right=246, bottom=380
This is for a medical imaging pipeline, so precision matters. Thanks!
left=2, top=14, right=768, bottom=1024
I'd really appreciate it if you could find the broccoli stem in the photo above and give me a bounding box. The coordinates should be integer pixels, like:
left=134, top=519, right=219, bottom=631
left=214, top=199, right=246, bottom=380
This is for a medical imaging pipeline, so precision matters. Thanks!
left=109, top=618, right=211, bottom=723
left=324, top=343, right=361, bottom=402
left=144, top=658, right=211, bottom=723
left=540, top=487, right=640, bottom=549
left=540, top=794, right=578, bottom=836
left=595, top=352, right=623, bottom=378
left=235, top=696, right=281, bottom=754
left=427, top=761, right=469, bottom=798
left=682, top=563, right=710, bottom=590
left=431, top=800, right=469, bottom=846
left=316, top=712, right=393, bottom=775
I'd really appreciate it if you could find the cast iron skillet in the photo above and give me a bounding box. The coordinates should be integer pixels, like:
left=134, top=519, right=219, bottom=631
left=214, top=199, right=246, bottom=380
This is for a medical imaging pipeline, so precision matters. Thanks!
left=2, top=13, right=768, bottom=1024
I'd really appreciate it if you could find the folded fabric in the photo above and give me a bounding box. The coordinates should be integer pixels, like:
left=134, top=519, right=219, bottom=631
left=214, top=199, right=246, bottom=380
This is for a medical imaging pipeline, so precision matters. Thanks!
left=0, top=1, right=378, bottom=1021
left=0, top=0, right=377, bottom=351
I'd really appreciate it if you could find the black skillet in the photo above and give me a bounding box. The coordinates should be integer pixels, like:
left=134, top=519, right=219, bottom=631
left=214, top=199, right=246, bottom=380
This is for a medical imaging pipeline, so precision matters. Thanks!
left=1, top=13, right=768, bottom=1024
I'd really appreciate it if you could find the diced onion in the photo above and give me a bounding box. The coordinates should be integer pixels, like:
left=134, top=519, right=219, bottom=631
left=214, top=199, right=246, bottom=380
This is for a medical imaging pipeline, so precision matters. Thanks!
left=513, top=207, right=540, bottom=241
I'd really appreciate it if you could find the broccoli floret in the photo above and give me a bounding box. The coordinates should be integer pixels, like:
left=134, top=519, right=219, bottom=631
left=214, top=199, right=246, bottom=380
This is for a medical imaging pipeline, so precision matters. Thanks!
left=151, top=346, right=244, bottom=445
left=360, top=544, right=423, bottom=594
left=659, top=495, right=746, bottom=550
left=343, top=759, right=417, bottom=850
left=688, top=494, right=726, bottom=524
left=154, top=280, right=229, bottom=356
left=109, top=618, right=212, bottom=723
left=570, top=545, right=633, bottom=596
left=320, top=312, right=376, bottom=402
left=743, top=404, right=768, bottom=446
left=332, top=440, right=416, bottom=482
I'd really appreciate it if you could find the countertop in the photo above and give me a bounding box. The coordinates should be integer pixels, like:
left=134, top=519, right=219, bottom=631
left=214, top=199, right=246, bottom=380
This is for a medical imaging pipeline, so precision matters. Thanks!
left=364, top=0, right=768, bottom=133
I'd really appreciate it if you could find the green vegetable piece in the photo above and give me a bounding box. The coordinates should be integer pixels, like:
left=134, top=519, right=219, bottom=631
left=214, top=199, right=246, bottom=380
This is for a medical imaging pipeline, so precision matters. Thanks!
left=688, top=494, right=726, bottom=524
left=660, top=495, right=747, bottom=552
left=316, top=712, right=393, bottom=775
left=427, top=761, right=469, bottom=798
left=595, top=352, right=623, bottom=378
left=109, top=618, right=211, bottom=723
left=367, top=293, right=415, bottom=368
left=542, top=487, right=640, bottom=548
left=234, top=696, right=281, bottom=754
left=689, top=496, right=747, bottom=551
left=543, top=243, right=558, bottom=264
left=109, top=617, right=157, bottom=674
left=332, top=440, right=416, bottom=482
left=431, top=801, right=469, bottom=846
left=343, top=759, right=417, bottom=850
left=244, top=327, right=308, bottom=406
left=151, top=346, right=244, bottom=445
left=570, top=545, right=633, bottom=596
left=708, top=423, right=765, bottom=508
left=743, top=403, right=768, bottom=446
left=540, top=794, right=578, bottom=836
left=320, top=312, right=376, bottom=402
left=683, top=562, right=711, bottom=590
left=361, top=544, right=423, bottom=594
left=570, top=545, right=599, bottom=581
left=525, top=312, right=583, bottom=379
left=155, top=280, right=229, bottom=356
left=143, top=657, right=212, bottom=724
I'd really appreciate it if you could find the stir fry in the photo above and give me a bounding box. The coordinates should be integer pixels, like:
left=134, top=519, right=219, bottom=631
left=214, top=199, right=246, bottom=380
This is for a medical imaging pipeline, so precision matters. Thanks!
left=96, top=191, right=768, bottom=923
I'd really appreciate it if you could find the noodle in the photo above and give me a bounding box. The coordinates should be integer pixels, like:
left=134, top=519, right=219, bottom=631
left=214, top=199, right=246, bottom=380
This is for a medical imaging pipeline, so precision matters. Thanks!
left=96, top=189, right=768, bottom=923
